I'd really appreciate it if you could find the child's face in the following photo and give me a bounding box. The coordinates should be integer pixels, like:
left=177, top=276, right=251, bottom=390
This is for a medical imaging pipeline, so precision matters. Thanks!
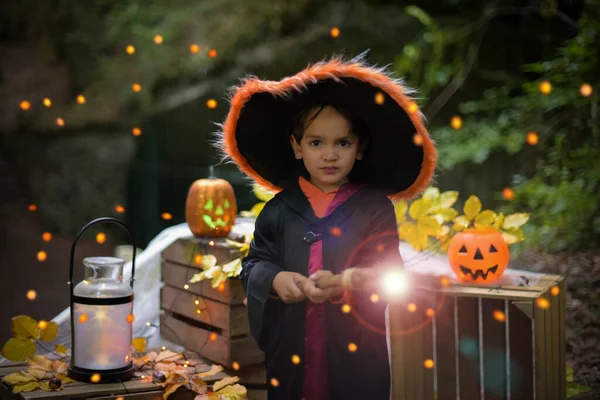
left=290, top=106, right=363, bottom=192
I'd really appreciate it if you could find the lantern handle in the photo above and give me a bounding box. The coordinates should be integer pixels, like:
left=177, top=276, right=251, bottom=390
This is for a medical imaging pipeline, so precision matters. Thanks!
left=69, top=217, right=137, bottom=292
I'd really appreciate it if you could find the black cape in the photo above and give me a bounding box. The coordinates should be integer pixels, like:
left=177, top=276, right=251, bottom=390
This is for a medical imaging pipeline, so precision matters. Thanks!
left=241, top=182, right=403, bottom=400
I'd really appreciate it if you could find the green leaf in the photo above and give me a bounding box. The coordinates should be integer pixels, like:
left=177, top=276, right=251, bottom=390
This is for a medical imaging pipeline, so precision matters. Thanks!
left=1, top=338, right=36, bottom=362
left=409, top=198, right=431, bottom=220
left=39, top=321, right=58, bottom=342
left=474, top=210, right=498, bottom=229
left=463, top=196, right=482, bottom=221
left=13, top=381, right=39, bottom=393
left=501, top=213, right=530, bottom=230
left=12, top=315, right=39, bottom=340
left=567, top=382, right=592, bottom=397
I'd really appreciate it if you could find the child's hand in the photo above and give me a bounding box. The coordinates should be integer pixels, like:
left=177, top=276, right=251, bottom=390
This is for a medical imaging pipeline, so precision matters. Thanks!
left=303, top=270, right=344, bottom=303
left=272, top=272, right=307, bottom=303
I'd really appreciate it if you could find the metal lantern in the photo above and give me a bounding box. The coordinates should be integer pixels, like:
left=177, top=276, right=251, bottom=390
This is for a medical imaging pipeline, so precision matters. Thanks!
left=67, top=217, right=136, bottom=383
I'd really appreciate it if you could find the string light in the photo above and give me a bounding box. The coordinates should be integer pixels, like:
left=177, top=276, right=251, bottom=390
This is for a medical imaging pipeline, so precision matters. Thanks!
left=217, top=282, right=225, bottom=293
left=96, top=232, right=106, bottom=244
left=115, top=205, right=125, bottom=213
left=291, top=355, right=301, bottom=364
left=20, top=100, right=31, bottom=110
left=194, top=254, right=203, bottom=265
left=270, top=378, right=279, bottom=387
left=341, top=304, right=351, bottom=314
left=232, top=361, right=240, bottom=371
left=195, top=299, right=200, bottom=305
left=374, top=92, right=385, bottom=105
left=90, top=373, right=101, bottom=383
left=209, top=332, right=217, bottom=342
left=536, top=297, right=550, bottom=309
left=330, top=27, right=340, bottom=38
left=184, top=284, right=190, bottom=290
left=408, top=102, right=418, bottom=113
left=161, top=212, right=173, bottom=220
left=347, top=342, right=357, bottom=352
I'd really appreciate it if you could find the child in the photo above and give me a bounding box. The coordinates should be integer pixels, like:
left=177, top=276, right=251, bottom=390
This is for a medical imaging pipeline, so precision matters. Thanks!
left=218, top=55, right=436, bottom=400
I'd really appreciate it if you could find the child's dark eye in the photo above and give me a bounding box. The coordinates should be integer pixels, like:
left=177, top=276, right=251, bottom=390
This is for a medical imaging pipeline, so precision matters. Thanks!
left=309, top=140, right=321, bottom=147
left=339, top=140, right=351, bottom=147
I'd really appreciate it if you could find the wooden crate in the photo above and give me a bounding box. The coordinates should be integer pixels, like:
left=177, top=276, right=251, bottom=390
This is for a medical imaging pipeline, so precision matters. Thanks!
left=390, top=273, right=566, bottom=400
left=160, top=237, right=263, bottom=369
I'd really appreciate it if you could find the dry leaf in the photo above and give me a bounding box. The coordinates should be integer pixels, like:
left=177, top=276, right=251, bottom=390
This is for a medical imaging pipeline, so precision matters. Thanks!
left=156, top=350, right=183, bottom=363
left=11, top=316, right=39, bottom=340
left=13, top=381, right=39, bottom=393
left=51, top=360, right=67, bottom=375
left=56, top=373, right=74, bottom=384
left=29, top=355, right=53, bottom=372
left=163, top=382, right=186, bottom=399
left=213, top=376, right=239, bottom=392
left=2, top=371, right=36, bottom=385
left=196, top=364, right=223, bottom=378
left=216, top=383, right=247, bottom=396
left=1, top=338, right=36, bottom=361
left=55, top=344, right=67, bottom=355
left=132, top=337, right=147, bottom=352
left=39, top=321, right=59, bottom=342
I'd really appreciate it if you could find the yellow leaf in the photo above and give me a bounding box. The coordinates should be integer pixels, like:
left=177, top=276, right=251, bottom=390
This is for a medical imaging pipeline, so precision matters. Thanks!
left=55, top=344, right=67, bottom=355
left=422, top=187, right=440, bottom=202
left=501, top=228, right=524, bottom=245
left=163, top=382, right=186, bottom=399
left=221, top=259, right=242, bottom=276
left=393, top=200, right=408, bottom=223
left=452, top=215, right=470, bottom=232
left=197, top=365, right=224, bottom=378
left=12, top=315, right=39, bottom=340
left=417, top=216, right=441, bottom=236
left=474, top=210, right=497, bottom=229
left=398, top=222, right=415, bottom=241
left=38, top=381, right=55, bottom=391
left=2, top=371, right=36, bottom=385
left=13, top=381, right=39, bottom=393
left=189, top=272, right=205, bottom=283
left=201, top=255, right=218, bottom=269
left=249, top=202, right=266, bottom=217
left=502, top=213, right=530, bottom=230
left=39, top=321, right=58, bottom=342
left=56, top=373, right=74, bottom=384
left=438, top=190, right=459, bottom=209
left=431, top=208, right=458, bottom=224
left=190, top=376, right=208, bottom=393
left=463, top=195, right=482, bottom=221
left=409, top=198, right=431, bottom=220
left=213, top=376, right=240, bottom=392
left=1, top=338, right=36, bottom=362
left=156, top=350, right=183, bottom=363
left=51, top=360, right=67, bottom=375
left=132, top=337, right=147, bottom=352
left=493, top=213, right=505, bottom=230
left=252, top=184, right=275, bottom=202
left=27, top=368, right=46, bottom=380
left=211, top=272, right=228, bottom=289
left=217, top=383, right=248, bottom=396
left=406, top=224, right=429, bottom=252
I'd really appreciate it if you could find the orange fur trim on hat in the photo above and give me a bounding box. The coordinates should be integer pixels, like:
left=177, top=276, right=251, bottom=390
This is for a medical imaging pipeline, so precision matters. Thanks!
left=218, top=55, right=437, bottom=200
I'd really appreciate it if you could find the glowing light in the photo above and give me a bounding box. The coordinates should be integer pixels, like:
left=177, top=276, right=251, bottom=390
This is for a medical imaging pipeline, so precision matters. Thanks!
left=194, top=254, right=203, bottom=265
left=95, top=310, right=107, bottom=321
left=154, top=35, right=163, bottom=44
left=407, top=303, right=417, bottom=313
left=126, top=314, right=135, bottom=324
left=132, top=127, right=142, bottom=136
left=38, top=320, right=48, bottom=329
left=115, top=205, right=125, bottom=213
left=341, top=304, right=351, bottom=314
left=209, top=240, right=215, bottom=247
left=20, top=100, right=31, bottom=110
left=146, top=322, right=151, bottom=326
left=90, top=373, right=101, bottom=383
left=539, top=81, right=552, bottom=95
left=376, top=244, right=384, bottom=252
left=232, top=361, right=240, bottom=371
left=218, top=282, right=225, bottom=293
left=184, top=284, right=190, bottom=290
left=493, top=310, right=506, bottom=322
left=185, top=360, right=189, bottom=365
left=209, top=332, right=217, bottom=342
left=26, top=290, right=37, bottom=300
left=370, top=294, right=380, bottom=303
left=270, top=378, right=279, bottom=387
left=450, top=116, right=463, bottom=130
left=196, top=309, right=202, bottom=315
left=43, top=98, right=52, bottom=107
left=206, top=99, right=217, bottom=109
left=126, top=45, right=135, bottom=55
left=347, top=342, right=357, bottom=352
left=382, top=271, right=408, bottom=296
left=426, top=308, right=435, bottom=317
left=79, top=314, right=88, bottom=323
left=551, top=286, right=560, bottom=296
left=408, top=102, right=418, bottom=113
left=580, top=83, right=593, bottom=97
left=42, top=232, right=52, bottom=242
left=330, top=227, right=342, bottom=237
left=190, top=44, right=200, bottom=53
left=330, top=27, right=340, bottom=38
left=502, top=188, right=514, bottom=201
left=96, top=232, right=106, bottom=244
left=132, top=83, right=142, bottom=93
left=424, top=359, right=435, bottom=369
left=526, top=132, right=539, bottom=146
left=37, top=251, right=47, bottom=262
left=208, top=49, right=217, bottom=58
left=291, top=354, right=301, bottom=364
left=536, top=297, right=550, bottom=309
left=28, top=204, right=37, bottom=212
left=162, top=212, right=173, bottom=220
left=413, top=133, right=423, bottom=146
left=162, top=346, right=166, bottom=351
left=440, top=276, right=450, bottom=287
left=195, top=299, right=200, bottom=305
left=77, top=95, right=86, bottom=104
left=374, top=92, right=385, bottom=105
left=56, top=118, right=65, bottom=127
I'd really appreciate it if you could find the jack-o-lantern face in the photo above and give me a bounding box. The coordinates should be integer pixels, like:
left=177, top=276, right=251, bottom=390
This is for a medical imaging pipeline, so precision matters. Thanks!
left=185, top=177, right=237, bottom=237
left=447, top=228, right=509, bottom=283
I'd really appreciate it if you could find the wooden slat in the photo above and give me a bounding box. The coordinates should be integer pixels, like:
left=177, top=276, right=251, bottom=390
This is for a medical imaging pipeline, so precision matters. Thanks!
left=430, top=286, right=543, bottom=301
left=403, top=301, right=418, bottom=400
left=508, top=300, right=534, bottom=400
left=420, top=294, right=435, bottom=400
left=389, top=301, right=406, bottom=400
left=434, top=294, right=458, bottom=400
left=457, top=297, right=480, bottom=400
left=534, top=298, right=547, bottom=400
left=160, top=285, right=248, bottom=337
left=161, top=261, right=246, bottom=305
left=246, top=388, right=268, bottom=400
left=162, top=238, right=243, bottom=268
left=224, top=363, right=266, bottom=386
left=88, top=389, right=192, bottom=400
left=481, top=298, right=507, bottom=400
left=160, top=315, right=263, bottom=368
left=558, top=278, right=567, bottom=400
left=546, top=289, right=557, bottom=400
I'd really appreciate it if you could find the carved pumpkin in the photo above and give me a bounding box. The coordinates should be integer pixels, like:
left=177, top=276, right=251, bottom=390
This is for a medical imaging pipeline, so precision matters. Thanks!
left=447, top=228, right=509, bottom=283
left=185, top=168, right=237, bottom=237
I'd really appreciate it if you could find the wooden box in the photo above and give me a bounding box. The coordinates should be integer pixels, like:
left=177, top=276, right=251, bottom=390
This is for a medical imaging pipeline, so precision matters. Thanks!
left=160, top=237, right=264, bottom=368
left=390, top=273, right=566, bottom=400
